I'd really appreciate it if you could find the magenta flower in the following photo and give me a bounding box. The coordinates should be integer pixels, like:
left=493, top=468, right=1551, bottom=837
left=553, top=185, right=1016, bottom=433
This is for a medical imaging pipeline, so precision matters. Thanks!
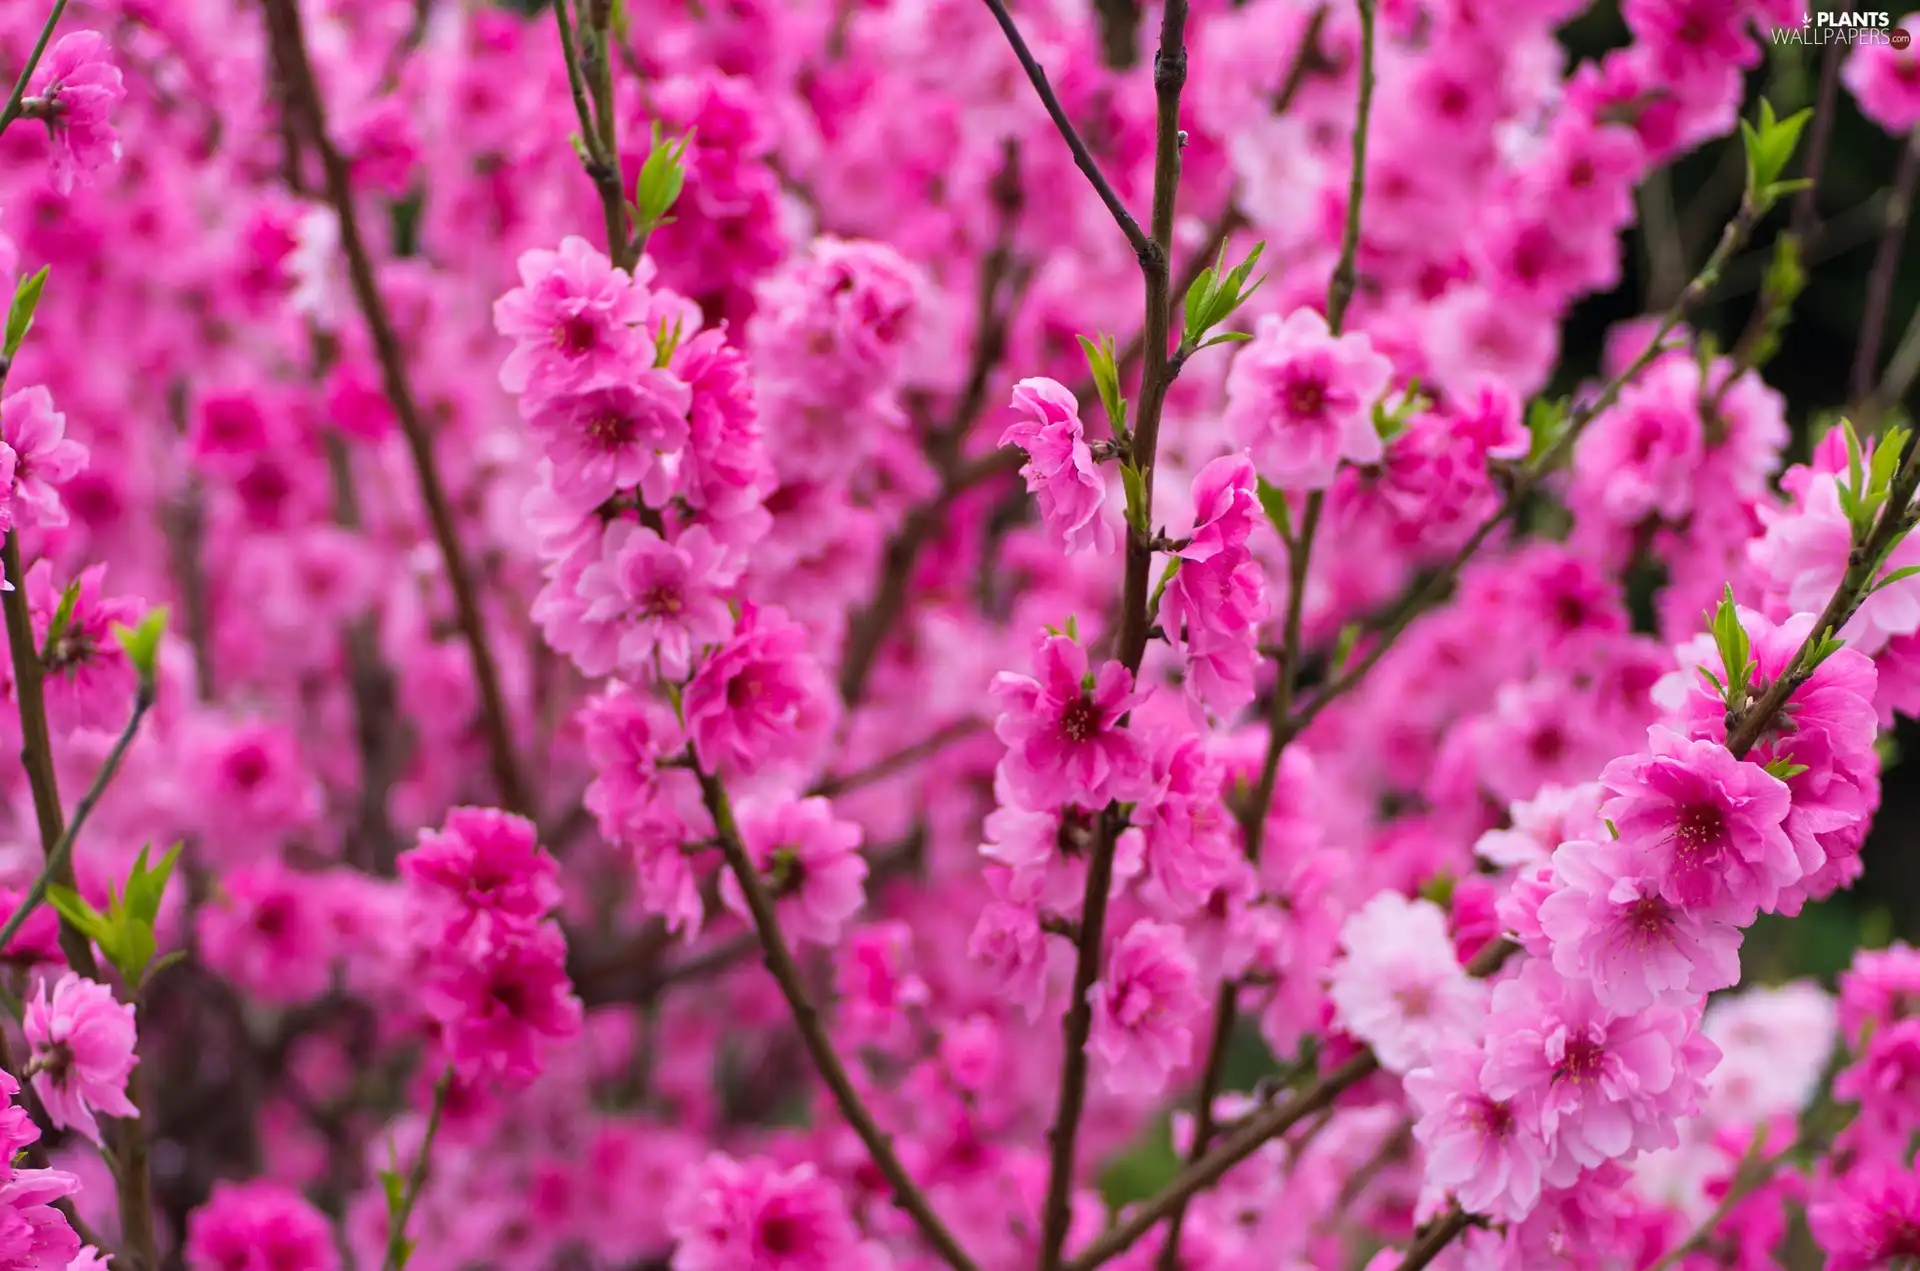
left=1405, top=1041, right=1549, bottom=1222
left=0, top=1167, right=79, bottom=1271
left=1328, top=892, right=1487, bottom=1074
left=493, top=236, right=649, bottom=399
left=1537, top=837, right=1743, bottom=1014
left=1600, top=726, right=1797, bottom=924
left=991, top=634, right=1148, bottom=810
left=1481, top=961, right=1715, bottom=1186
left=1177, top=452, right=1262, bottom=565
left=22, top=973, right=137, bottom=1148
left=1, top=388, right=88, bottom=531
left=574, top=523, right=738, bottom=681
left=1223, top=307, right=1391, bottom=491
left=27, top=562, right=141, bottom=734
left=1808, top=1159, right=1920, bottom=1271
left=25, top=32, right=124, bottom=194
left=684, top=602, right=832, bottom=778
left=184, top=1180, right=338, bottom=1271
left=1089, top=919, right=1204, bottom=1096
left=399, top=805, right=562, bottom=947
left=198, top=864, right=336, bottom=1006
left=666, top=1153, right=862, bottom=1271
left=968, top=881, right=1056, bottom=1022
left=720, top=795, right=868, bottom=948
left=421, top=922, right=582, bottom=1090
left=527, top=371, right=693, bottom=513
left=999, top=378, right=1116, bottom=557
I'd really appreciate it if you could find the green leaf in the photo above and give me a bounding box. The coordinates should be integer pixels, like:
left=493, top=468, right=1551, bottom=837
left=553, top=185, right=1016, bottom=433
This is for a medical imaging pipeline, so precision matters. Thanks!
left=632, top=124, right=695, bottom=239
left=1763, top=756, right=1811, bottom=780
left=1180, top=241, right=1266, bottom=350
left=1077, top=333, right=1127, bottom=436
left=1331, top=622, right=1361, bottom=677
left=653, top=315, right=686, bottom=368
left=40, top=580, right=82, bottom=664
left=1710, top=584, right=1752, bottom=707
left=1872, top=564, right=1920, bottom=595
left=1419, top=871, right=1456, bottom=907
left=1741, top=100, right=1812, bottom=206
left=122, top=842, right=182, bottom=929
left=1256, top=477, right=1293, bottom=545
left=112, top=606, right=169, bottom=690
left=4, top=267, right=49, bottom=360
left=1195, top=331, right=1254, bottom=350
left=1526, top=396, right=1568, bottom=467
left=44, top=885, right=108, bottom=944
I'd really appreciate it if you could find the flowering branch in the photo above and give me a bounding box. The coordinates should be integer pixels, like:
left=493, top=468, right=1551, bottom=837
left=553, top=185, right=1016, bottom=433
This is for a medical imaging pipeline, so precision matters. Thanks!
left=261, top=0, right=531, bottom=817
left=551, top=0, right=632, bottom=269
left=1033, top=6, right=1189, bottom=1267
left=694, top=764, right=983, bottom=1271
left=0, top=0, right=69, bottom=137
left=1392, top=1207, right=1479, bottom=1271
left=1162, top=4, right=1373, bottom=1257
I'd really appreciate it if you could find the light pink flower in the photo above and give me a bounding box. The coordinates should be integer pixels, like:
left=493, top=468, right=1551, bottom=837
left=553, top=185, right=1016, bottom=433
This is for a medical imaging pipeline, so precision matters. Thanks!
left=720, top=796, right=867, bottom=948
left=574, top=523, right=738, bottom=681
left=0, top=1167, right=80, bottom=1271
left=23, top=973, right=137, bottom=1147
left=1224, top=308, right=1391, bottom=490
left=528, top=372, right=693, bottom=513
left=1843, top=16, right=1920, bottom=134
left=493, top=236, right=649, bottom=399
left=1481, top=961, right=1716, bottom=1186
left=1538, top=837, right=1743, bottom=1014
left=1406, top=1041, right=1548, bottom=1222
left=1600, top=726, right=1797, bottom=924
left=1, top=387, right=87, bottom=531
left=1328, top=893, right=1486, bottom=1074
left=1000, top=378, right=1116, bottom=556
left=1089, top=920, right=1204, bottom=1096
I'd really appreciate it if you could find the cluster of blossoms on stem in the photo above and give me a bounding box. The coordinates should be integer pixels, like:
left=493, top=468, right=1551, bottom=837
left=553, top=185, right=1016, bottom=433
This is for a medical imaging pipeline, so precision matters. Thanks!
left=1, top=0, right=1919, bottom=1270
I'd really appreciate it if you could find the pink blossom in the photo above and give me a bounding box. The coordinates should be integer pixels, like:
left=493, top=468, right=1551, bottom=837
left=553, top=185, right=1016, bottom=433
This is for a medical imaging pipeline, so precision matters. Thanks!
left=26, top=562, right=140, bottom=733
left=1328, top=893, right=1486, bottom=1074
left=528, top=372, right=693, bottom=514
left=25, top=32, right=124, bottom=193
left=421, top=922, right=582, bottom=1090
left=991, top=634, right=1148, bottom=810
left=1600, top=726, right=1797, bottom=924
left=1538, top=837, right=1743, bottom=1014
left=1750, top=464, right=1920, bottom=657
left=720, top=796, right=868, bottom=947
left=1, top=388, right=87, bottom=531
left=1808, top=1159, right=1920, bottom=1271
left=666, top=1154, right=862, bottom=1271
left=1406, top=1041, right=1548, bottom=1221
left=0, top=1168, right=79, bottom=1271
left=968, top=889, right=1057, bottom=1023
left=184, top=1180, right=338, bottom=1271
left=198, top=865, right=336, bottom=1006
left=23, top=973, right=138, bottom=1148
left=1844, top=16, right=1920, bottom=134
left=1224, top=308, right=1392, bottom=491
left=399, top=806, right=562, bottom=946
left=1482, top=961, right=1716, bottom=1186
left=1089, top=920, right=1204, bottom=1096
left=999, top=378, right=1116, bottom=557
left=493, top=236, right=649, bottom=399
left=684, top=603, right=832, bottom=777
left=573, top=523, right=739, bottom=681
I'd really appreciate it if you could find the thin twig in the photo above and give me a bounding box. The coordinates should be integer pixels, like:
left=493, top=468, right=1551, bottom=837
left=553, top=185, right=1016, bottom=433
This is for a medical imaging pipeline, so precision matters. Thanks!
left=0, top=0, right=70, bottom=137
left=977, top=0, right=1155, bottom=267
left=696, top=766, right=981, bottom=1271
left=1393, top=1206, right=1478, bottom=1271
left=1790, top=0, right=1851, bottom=242
left=1850, top=128, right=1920, bottom=406
left=262, top=0, right=529, bottom=816
left=811, top=718, right=985, bottom=798
left=383, top=1067, right=451, bottom=1271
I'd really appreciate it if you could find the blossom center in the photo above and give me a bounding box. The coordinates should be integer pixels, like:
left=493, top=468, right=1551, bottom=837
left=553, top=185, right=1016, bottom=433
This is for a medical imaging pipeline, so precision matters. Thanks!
left=1467, top=1096, right=1513, bottom=1140
left=1284, top=376, right=1328, bottom=419
left=1059, top=695, right=1101, bottom=743
left=587, top=411, right=635, bottom=451
left=758, top=1213, right=802, bottom=1256
left=553, top=314, right=598, bottom=355
left=1625, top=896, right=1672, bottom=944
left=1555, top=1034, right=1606, bottom=1085
left=1393, top=982, right=1436, bottom=1018
left=1672, top=802, right=1726, bottom=861
left=641, top=583, right=684, bottom=618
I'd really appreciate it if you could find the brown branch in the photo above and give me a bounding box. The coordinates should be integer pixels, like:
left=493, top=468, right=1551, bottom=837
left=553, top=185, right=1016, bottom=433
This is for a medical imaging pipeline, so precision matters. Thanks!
left=1850, top=129, right=1920, bottom=407
left=695, top=766, right=980, bottom=1271
left=1393, top=1206, right=1478, bottom=1271
left=261, top=0, right=529, bottom=816
left=1092, top=0, right=1142, bottom=68
left=977, top=0, right=1155, bottom=267
left=1790, top=0, right=1851, bottom=242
